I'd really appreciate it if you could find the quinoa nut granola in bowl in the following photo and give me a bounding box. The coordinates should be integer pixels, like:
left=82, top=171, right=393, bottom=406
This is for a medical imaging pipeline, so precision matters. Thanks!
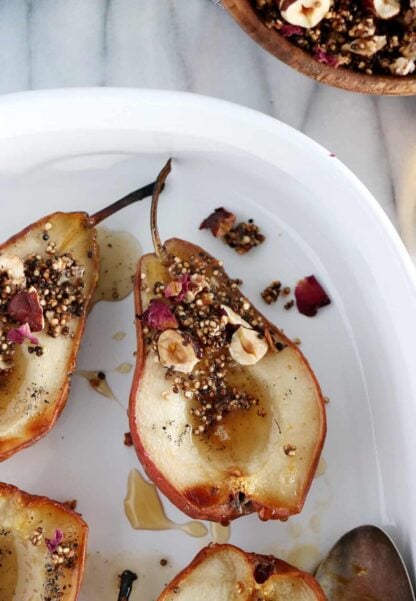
left=223, top=0, right=416, bottom=94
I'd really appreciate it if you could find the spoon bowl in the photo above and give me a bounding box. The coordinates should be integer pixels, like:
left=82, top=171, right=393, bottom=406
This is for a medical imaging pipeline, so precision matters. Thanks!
left=315, top=526, right=415, bottom=601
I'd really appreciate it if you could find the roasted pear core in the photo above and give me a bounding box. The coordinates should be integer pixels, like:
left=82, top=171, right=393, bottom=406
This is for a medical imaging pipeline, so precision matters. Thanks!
left=0, top=483, right=87, bottom=601
left=0, top=212, right=98, bottom=460
left=193, top=364, right=282, bottom=471
left=157, top=544, right=326, bottom=601
left=130, top=235, right=326, bottom=523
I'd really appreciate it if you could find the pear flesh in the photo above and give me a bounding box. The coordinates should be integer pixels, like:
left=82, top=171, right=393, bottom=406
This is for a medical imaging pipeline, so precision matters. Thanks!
left=157, top=544, right=326, bottom=601
left=0, top=212, right=98, bottom=461
left=0, top=178, right=156, bottom=461
left=0, top=482, right=88, bottom=601
left=129, top=237, right=326, bottom=523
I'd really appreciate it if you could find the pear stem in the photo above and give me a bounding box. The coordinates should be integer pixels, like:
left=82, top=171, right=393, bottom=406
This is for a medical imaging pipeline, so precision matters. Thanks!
left=89, top=181, right=156, bottom=227
left=117, top=570, right=138, bottom=601
left=151, top=158, right=172, bottom=263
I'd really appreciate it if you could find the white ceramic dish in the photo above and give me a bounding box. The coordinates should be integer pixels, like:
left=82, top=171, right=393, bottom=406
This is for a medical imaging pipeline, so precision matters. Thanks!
left=0, top=88, right=415, bottom=600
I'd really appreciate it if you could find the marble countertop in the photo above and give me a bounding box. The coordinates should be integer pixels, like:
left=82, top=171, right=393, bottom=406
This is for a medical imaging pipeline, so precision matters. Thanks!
left=0, top=0, right=415, bottom=253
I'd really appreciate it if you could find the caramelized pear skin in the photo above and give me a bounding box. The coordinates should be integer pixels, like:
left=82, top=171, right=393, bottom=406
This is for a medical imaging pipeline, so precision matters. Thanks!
left=157, top=544, right=327, bottom=601
left=0, top=482, right=88, bottom=601
left=0, top=180, right=155, bottom=461
left=129, top=161, right=326, bottom=524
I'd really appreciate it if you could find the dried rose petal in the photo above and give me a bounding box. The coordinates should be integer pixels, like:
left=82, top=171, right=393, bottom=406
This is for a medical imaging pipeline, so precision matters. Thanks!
left=142, top=299, right=178, bottom=330
left=177, top=275, right=192, bottom=302
left=314, top=47, right=340, bottom=68
left=165, top=280, right=183, bottom=299
left=199, top=207, right=236, bottom=238
left=7, top=323, right=39, bottom=345
left=295, top=276, right=331, bottom=317
left=280, top=24, right=304, bottom=37
left=124, top=432, right=133, bottom=447
left=164, top=275, right=191, bottom=303
left=7, top=290, right=44, bottom=331
left=45, top=529, right=64, bottom=553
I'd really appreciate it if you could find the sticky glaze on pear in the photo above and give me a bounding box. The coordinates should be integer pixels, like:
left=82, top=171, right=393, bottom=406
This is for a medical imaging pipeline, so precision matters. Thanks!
left=0, top=180, right=155, bottom=461
left=129, top=160, right=326, bottom=523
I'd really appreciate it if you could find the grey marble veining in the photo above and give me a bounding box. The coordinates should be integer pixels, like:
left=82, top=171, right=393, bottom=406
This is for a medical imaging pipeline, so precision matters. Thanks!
left=0, top=0, right=415, bottom=244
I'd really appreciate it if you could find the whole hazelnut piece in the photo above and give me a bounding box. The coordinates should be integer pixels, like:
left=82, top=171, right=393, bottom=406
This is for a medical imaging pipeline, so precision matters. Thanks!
left=364, top=0, right=401, bottom=19
left=279, top=0, right=330, bottom=28
left=229, top=326, right=268, bottom=366
left=157, top=330, right=199, bottom=374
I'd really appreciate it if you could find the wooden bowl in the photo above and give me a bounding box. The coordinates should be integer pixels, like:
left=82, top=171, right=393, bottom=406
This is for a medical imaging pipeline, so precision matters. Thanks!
left=223, top=0, right=416, bottom=95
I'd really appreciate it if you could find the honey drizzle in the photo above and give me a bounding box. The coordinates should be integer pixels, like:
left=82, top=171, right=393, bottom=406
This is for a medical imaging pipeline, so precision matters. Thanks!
left=113, top=331, right=127, bottom=341
left=115, top=362, right=133, bottom=374
left=124, top=469, right=208, bottom=538
left=92, top=227, right=141, bottom=305
left=210, top=522, right=231, bottom=544
left=76, top=370, right=115, bottom=400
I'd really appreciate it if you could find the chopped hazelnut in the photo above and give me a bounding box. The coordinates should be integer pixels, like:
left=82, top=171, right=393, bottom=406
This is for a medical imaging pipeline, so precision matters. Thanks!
left=0, top=254, right=26, bottom=288
left=342, top=36, right=387, bottom=57
left=199, top=208, right=236, bottom=237
left=221, top=304, right=249, bottom=327
left=389, top=56, right=415, bottom=75
left=401, top=34, right=416, bottom=59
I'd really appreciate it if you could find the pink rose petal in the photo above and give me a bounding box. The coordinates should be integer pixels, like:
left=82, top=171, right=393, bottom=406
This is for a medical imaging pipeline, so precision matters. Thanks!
left=314, top=47, right=340, bottom=68
left=45, top=529, right=64, bottom=553
left=164, top=280, right=183, bottom=299
left=164, top=274, right=191, bottom=303
left=295, top=275, right=331, bottom=317
left=142, top=299, right=178, bottom=330
left=7, top=323, right=39, bottom=345
left=280, top=24, right=304, bottom=37
left=7, top=290, right=44, bottom=331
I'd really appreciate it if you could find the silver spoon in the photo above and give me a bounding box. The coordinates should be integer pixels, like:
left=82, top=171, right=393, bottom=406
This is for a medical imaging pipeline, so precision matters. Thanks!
left=315, top=525, right=415, bottom=601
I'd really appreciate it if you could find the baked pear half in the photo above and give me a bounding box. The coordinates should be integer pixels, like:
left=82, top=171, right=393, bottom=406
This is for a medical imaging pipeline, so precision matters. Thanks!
left=129, top=161, right=326, bottom=523
left=0, top=181, right=155, bottom=461
left=158, top=544, right=326, bottom=601
left=0, top=482, right=88, bottom=601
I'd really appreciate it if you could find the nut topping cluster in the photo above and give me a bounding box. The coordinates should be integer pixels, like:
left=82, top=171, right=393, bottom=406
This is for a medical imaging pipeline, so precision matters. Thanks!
left=141, top=252, right=285, bottom=435
left=200, top=208, right=265, bottom=254
left=0, top=223, right=87, bottom=372
left=254, top=0, right=416, bottom=76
